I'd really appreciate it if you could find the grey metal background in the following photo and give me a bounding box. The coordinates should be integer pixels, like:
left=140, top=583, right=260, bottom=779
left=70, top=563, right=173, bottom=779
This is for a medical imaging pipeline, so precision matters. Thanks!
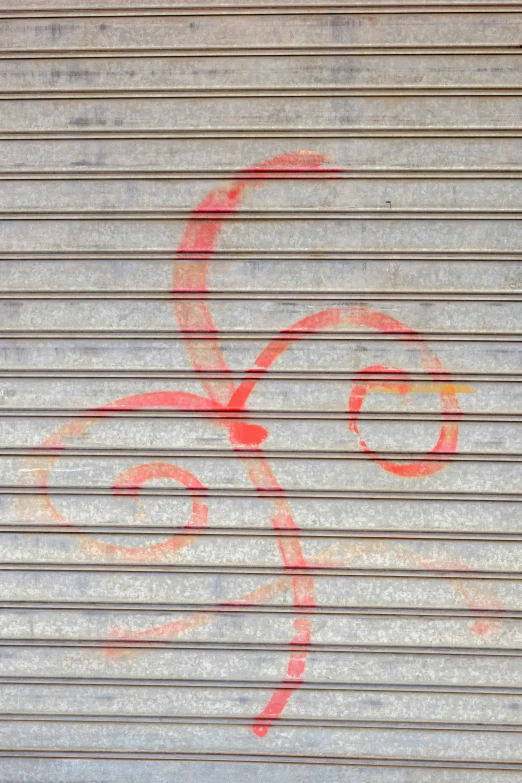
left=0, top=1, right=521, bottom=780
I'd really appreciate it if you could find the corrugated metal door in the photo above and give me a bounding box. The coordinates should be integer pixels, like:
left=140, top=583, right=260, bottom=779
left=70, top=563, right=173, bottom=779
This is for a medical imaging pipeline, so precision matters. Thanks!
left=0, top=1, right=521, bottom=780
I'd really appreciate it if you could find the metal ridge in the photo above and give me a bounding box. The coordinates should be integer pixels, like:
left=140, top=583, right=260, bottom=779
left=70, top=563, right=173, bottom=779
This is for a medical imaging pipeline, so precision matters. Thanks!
left=0, top=600, right=516, bottom=614
left=4, top=208, right=522, bottom=219
left=0, top=749, right=518, bottom=772
left=0, top=676, right=521, bottom=695
left=2, top=329, right=522, bottom=339
left=3, top=527, right=522, bottom=541
left=1, top=370, right=520, bottom=380
left=1, top=713, right=522, bottom=733
left=3, top=87, right=522, bottom=99
left=0, top=601, right=522, bottom=620
left=1, top=291, right=520, bottom=300
left=0, top=639, right=521, bottom=657
left=1, top=249, right=520, bottom=258
left=1, top=410, right=518, bottom=420
left=0, top=562, right=520, bottom=576
left=3, top=2, right=522, bottom=17
left=1, top=129, right=521, bottom=140
left=0, top=749, right=519, bottom=770
left=2, top=170, right=522, bottom=180
left=3, top=447, right=522, bottom=461
left=2, top=46, right=522, bottom=60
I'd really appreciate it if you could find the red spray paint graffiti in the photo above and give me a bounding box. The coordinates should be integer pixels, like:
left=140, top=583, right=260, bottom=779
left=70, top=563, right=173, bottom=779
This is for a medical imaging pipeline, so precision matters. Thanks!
left=22, top=151, right=502, bottom=736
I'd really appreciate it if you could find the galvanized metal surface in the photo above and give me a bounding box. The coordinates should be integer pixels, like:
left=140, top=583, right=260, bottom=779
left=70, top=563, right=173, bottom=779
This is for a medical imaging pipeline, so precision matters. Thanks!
left=0, top=1, right=521, bottom=780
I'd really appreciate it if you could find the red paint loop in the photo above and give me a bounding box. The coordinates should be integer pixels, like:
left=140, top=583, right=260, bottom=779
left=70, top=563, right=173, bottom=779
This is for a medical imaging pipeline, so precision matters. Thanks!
left=348, top=365, right=460, bottom=477
left=101, top=461, right=209, bottom=559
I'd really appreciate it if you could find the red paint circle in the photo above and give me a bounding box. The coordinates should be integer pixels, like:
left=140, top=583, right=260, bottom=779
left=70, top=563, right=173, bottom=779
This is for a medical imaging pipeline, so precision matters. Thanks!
left=348, top=365, right=460, bottom=477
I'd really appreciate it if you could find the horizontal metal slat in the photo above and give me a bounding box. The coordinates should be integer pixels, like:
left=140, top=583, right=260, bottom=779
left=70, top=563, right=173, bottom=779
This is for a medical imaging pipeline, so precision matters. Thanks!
left=2, top=682, right=522, bottom=726
left=0, top=138, right=519, bottom=174
left=7, top=211, right=522, bottom=219
left=2, top=259, right=521, bottom=293
left=5, top=492, right=522, bottom=532
left=4, top=493, right=522, bottom=531
left=12, top=448, right=520, bottom=458
left=2, top=714, right=521, bottom=731
left=3, top=416, right=521, bottom=454
left=1, top=713, right=522, bottom=765
left=3, top=331, right=522, bottom=339
left=3, top=1, right=522, bottom=10
left=0, top=760, right=509, bottom=783
left=0, top=608, right=520, bottom=649
left=4, top=131, right=520, bottom=140
left=2, top=54, right=522, bottom=93
left=1, top=96, right=522, bottom=134
left=5, top=456, right=522, bottom=492
left=2, top=178, right=522, bottom=212
left=1, top=377, right=520, bottom=415
left=0, top=569, right=518, bottom=608
left=4, top=293, right=521, bottom=300
left=0, top=755, right=518, bottom=778
left=4, top=2, right=522, bottom=15
left=1, top=12, right=522, bottom=51
left=0, top=530, right=521, bottom=570
left=0, top=336, right=519, bottom=372
left=3, top=217, right=522, bottom=252
left=7, top=89, right=522, bottom=99
left=0, top=298, right=520, bottom=333
left=4, top=643, right=522, bottom=702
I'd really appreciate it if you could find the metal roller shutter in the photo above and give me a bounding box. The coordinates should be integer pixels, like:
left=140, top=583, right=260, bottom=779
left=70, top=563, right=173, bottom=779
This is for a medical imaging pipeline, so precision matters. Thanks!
left=0, top=1, right=521, bottom=780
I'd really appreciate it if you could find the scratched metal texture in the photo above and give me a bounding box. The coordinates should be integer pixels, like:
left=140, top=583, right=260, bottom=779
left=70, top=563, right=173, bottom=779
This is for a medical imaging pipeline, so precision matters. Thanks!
left=0, top=2, right=521, bottom=781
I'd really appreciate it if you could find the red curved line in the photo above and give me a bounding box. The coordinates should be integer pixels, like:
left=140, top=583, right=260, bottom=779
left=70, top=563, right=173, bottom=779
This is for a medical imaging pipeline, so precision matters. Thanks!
left=112, top=461, right=207, bottom=495
left=95, top=390, right=222, bottom=413
left=172, top=154, right=463, bottom=731
left=347, top=365, right=460, bottom=478
left=252, top=616, right=311, bottom=736
left=36, top=390, right=217, bottom=562
left=227, top=306, right=447, bottom=413
left=172, top=151, right=339, bottom=733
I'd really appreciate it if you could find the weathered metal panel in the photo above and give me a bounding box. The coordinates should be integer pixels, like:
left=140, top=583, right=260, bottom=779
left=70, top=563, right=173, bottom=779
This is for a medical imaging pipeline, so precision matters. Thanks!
left=0, top=1, right=521, bottom=780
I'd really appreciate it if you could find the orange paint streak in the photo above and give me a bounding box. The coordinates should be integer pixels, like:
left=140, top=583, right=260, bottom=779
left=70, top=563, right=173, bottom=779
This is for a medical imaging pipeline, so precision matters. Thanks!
left=102, top=536, right=502, bottom=661
left=106, top=613, right=211, bottom=657
left=40, top=417, right=99, bottom=448
left=347, top=307, right=420, bottom=337
left=222, top=576, right=293, bottom=607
